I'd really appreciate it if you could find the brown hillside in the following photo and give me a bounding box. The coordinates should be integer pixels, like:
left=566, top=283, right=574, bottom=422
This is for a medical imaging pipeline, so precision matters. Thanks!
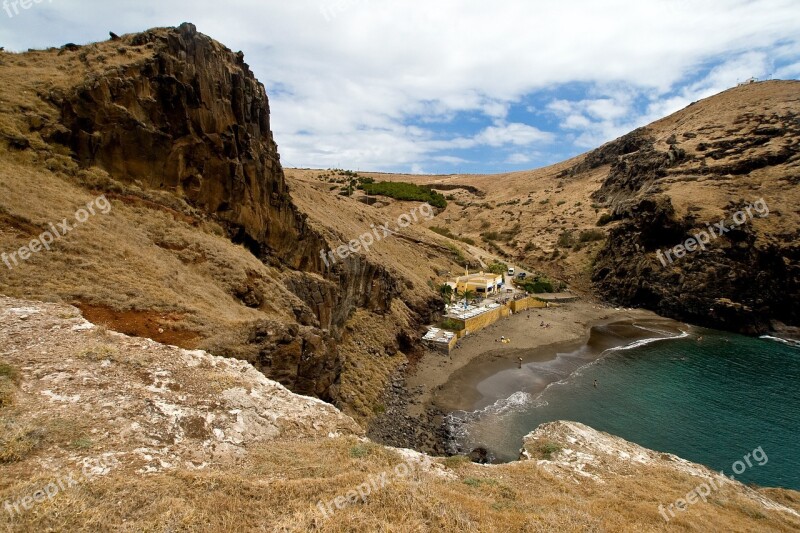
left=0, top=24, right=465, bottom=417
left=289, top=81, right=800, bottom=336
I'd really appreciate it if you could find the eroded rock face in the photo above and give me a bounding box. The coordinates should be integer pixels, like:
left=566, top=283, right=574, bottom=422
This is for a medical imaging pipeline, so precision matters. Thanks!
left=51, top=23, right=427, bottom=400
left=592, top=195, right=797, bottom=335
left=588, top=116, right=800, bottom=336
left=283, top=256, right=400, bottom=330
left=58, top=23, right=324, bottom=271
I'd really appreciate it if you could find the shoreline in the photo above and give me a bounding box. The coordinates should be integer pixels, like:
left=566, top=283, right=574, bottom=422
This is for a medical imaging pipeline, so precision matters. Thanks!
left=404, top=301, right=667, bottom=417
left=366, top=299, right=686, bottom=456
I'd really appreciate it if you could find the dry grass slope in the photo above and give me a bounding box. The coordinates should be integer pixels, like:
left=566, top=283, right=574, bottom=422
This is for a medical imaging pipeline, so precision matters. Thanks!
left=1, top=298, right=799, bottom=532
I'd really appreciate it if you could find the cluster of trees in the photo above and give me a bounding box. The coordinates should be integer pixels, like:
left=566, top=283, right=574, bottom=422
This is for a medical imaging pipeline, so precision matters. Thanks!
left=438, top=284, right=474, bottom=305
left=361, top=181, right=447, bottom=208
left=516, top=274, right=564, bottom=294
left=485, top=261, right=508, bottom=275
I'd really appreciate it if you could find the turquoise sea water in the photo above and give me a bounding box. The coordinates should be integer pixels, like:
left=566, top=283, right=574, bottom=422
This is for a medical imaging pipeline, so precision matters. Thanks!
left=450, top=329, right=800, bottom=490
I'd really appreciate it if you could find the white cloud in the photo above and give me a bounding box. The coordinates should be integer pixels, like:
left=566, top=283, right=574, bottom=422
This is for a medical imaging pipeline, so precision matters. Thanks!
left=506, top=153, right=533, bottom=164
left=775, top=61, right=800, bottom=79
left=473, top=122, right=553, bottom=147
left=410, top=163, right=427, bottom=175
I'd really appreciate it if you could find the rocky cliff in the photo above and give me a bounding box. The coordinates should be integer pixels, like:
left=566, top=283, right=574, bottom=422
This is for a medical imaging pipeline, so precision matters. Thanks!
left=588, top=87, right=800, bottom=335
left=56, top=23, right=325, bottom=271
left=21, top=23, right=441, bottom=400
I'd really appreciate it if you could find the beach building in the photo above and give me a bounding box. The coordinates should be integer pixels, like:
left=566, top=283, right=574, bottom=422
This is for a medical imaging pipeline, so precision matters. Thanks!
left=422, top=327, right=458, bottom=354
left=453, top=272, right=503, bottom=297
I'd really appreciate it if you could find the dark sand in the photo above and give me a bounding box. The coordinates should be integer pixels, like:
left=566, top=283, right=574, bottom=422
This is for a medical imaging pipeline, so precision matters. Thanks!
left=406, top=301, right=684, bottom=416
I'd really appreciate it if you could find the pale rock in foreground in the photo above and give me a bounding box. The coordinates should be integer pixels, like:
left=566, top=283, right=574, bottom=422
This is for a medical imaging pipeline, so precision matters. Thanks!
left=0, top=296, right=362, bottom=477
left=521, top=420, right=799, bottom=518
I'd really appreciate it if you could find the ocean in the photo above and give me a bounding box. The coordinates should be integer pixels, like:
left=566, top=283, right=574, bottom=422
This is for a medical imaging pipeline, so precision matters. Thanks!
left=447, top=325, right=800, bottom=490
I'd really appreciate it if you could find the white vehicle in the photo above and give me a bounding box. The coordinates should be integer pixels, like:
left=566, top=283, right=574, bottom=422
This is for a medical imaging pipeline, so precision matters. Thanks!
left=508, top=267, right=515, bottom=276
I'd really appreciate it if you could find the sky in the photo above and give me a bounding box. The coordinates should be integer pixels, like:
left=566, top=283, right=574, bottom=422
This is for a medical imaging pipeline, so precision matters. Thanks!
left=1, top=1, right=799, bottom=175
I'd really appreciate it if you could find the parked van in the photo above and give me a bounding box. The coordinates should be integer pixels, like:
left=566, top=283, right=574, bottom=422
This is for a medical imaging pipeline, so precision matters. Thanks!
left=508, top=267, right=515, bottom=276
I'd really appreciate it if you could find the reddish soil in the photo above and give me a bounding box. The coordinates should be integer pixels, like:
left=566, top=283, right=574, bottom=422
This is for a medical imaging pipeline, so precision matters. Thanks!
left=0, top=211, right=43, bottom=238
left=75, top=303, right=201, bottom=349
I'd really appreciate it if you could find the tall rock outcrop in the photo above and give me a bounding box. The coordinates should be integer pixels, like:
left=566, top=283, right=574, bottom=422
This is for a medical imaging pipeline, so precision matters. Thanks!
left=48, top=23, right=430, bottom=400
left=58, top=23, right=323, bottom=270
left=588, top=93, right=800, bottom=336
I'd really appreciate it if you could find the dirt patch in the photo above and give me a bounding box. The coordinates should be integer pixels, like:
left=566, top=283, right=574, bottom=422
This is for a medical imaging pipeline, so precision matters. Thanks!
left=0, top=210, right=43, bottom=239
left=105, top=193, right=200, bottom=226
left=75, top=303, right=201, bottom=349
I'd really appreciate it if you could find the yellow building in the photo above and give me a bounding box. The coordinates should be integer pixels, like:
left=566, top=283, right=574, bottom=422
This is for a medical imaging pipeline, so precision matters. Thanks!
left=453, top=272, right=503, bottom=297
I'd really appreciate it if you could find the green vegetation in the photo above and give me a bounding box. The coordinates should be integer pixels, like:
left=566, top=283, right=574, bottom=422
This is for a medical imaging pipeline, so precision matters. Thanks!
left=464, top=478, right=499, bottom=488
left=443, top=455, right=471, bottom=469
left=518, top=278, right=554, bottom=294
left=439, top=283, right=454, bottom=304
left=0, top=362, right=19, bottom=383
left=578, top=229, right=605, bottom=243
left=486, top=261, right=508, bottom=275
left=361, top=181, right=447, bottom=208
left=557, top=230, right=575, bottom=249
left=498, top=199, right=521, bottom=206
left=597, top=213, right=614, bottom=226
left=440, top=318, right=464, bottom=332
left=320, top=170, right=376, bottom=196
left=516, top=273, right=563, bottom=294
left=349, top=445, right=370, bottom=458
left=481, top=224, right=519, bottom=244
left=71, top=437, right=94, bottom=450
left=430, top=226, right=456, bottom=239
left=445, top=243, right=466, bottom=263
left=558, top=229, right=605, bottom=250
left=534, top=441, right=563, bottom=460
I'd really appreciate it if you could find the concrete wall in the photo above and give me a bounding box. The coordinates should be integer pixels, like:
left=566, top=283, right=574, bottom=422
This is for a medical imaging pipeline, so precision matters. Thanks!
left=510, top=297, right=548, bottom=313
left=425, top=335, right=458, bottom=354
left=435, top=296, right=557, bottom=352
left=463, top=307, right=504, bottom=334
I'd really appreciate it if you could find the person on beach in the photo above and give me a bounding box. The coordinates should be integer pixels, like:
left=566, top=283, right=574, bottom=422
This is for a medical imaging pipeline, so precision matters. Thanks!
left=518, top=357, right=523, bottom=368
left=594, top=379, right=598, bottom=388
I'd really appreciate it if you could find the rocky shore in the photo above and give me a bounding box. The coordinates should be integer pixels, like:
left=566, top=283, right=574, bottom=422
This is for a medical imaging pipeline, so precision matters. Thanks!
left=367, top=301, right=668, bottom=458
left=366, top=365, right=449, bottom=456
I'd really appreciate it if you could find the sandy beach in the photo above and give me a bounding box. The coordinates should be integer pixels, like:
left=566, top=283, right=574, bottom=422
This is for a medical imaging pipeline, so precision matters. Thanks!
left=405, top=301, right=671, bottom=416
